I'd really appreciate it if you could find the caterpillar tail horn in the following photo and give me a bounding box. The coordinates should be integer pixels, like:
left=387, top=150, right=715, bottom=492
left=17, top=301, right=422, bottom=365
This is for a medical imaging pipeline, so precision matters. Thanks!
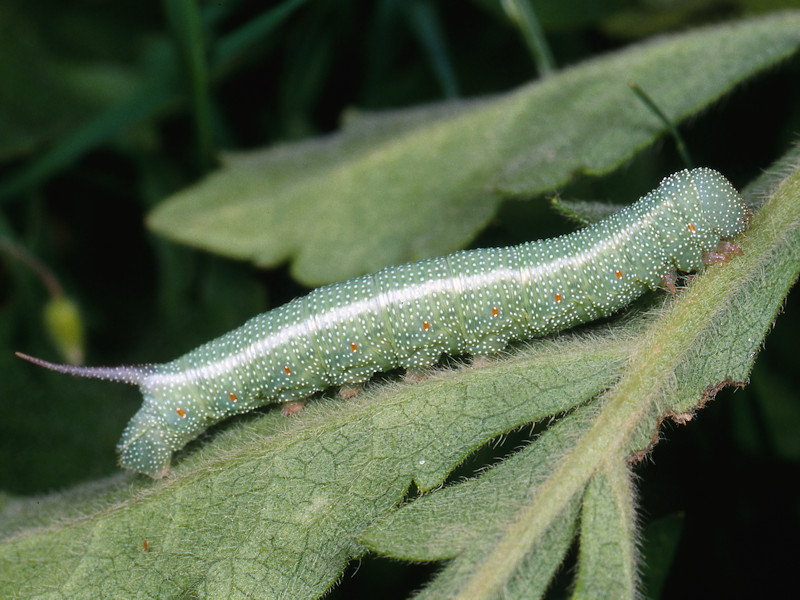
left=15, top=352, right=149, bottom=386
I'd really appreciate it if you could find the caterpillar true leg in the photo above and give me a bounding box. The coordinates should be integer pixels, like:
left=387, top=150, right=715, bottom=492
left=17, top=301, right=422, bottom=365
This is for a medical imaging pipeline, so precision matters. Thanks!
left=338, top=385, right=362, bottom=400
left=281, top=401, right=305, bottom=417
left=661, top=271, right=678, bottom=294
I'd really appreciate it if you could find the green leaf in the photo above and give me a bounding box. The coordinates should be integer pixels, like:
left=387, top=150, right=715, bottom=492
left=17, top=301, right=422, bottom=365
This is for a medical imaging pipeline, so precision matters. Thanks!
left=359, top=408, right=592, bottom=562
left=147, top=11, right=800, bottom=286
left=3, top=154, right=799, bottom=598
left=0, top=335, right=629, bottom=598
left=572, top=462, right=637, bottom=599
left=360, top=409, right=589, bottom=598
left=549, top=196, right=626, bottom=226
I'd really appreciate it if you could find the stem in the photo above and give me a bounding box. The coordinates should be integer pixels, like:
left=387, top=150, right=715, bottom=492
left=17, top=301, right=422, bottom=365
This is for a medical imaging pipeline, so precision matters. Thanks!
left=164, top=0, right=215, bottom=172
left=407, top=0, right=460, bottom=98
left=628, top=81, right=694, bottom=168
left=0, top=237, right=63, bottom=298
left=501, top=0, right=556, bottom=76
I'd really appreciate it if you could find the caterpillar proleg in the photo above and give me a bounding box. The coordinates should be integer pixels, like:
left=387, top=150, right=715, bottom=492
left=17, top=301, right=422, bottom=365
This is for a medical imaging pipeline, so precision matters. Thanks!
left=17, top=168, right=751, bottom=477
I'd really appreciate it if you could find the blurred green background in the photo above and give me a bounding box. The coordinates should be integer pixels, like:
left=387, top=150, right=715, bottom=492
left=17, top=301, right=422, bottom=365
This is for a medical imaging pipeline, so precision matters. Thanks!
left=1, top=1, right=799, bottom=598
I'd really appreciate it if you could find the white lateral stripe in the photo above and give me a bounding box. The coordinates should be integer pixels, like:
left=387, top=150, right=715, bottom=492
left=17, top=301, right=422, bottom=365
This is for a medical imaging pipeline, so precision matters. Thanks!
left=146, top=217, right=647, bottom=389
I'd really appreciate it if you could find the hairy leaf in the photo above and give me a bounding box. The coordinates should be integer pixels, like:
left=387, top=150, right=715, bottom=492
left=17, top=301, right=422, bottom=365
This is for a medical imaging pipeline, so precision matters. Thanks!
left=147, top=11, right=800, bottom=286
left=0, top=335, right=629, bottom=598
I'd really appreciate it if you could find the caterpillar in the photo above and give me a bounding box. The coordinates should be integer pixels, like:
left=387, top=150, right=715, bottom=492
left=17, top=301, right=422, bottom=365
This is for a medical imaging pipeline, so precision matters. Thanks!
left=17, top=168, right=750, bottom=478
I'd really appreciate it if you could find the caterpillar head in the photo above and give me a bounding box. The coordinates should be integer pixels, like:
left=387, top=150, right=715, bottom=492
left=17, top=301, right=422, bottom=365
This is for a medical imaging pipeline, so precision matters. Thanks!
left=120, top=369, right=220, bottom=478
left=116, top=402, right=177, bottom=478
left=688, top=167, right=751, bottom=239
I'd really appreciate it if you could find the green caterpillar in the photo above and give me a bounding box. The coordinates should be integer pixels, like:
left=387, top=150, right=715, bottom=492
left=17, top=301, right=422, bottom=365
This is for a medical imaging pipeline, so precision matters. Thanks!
left=18, top=168, right=751, bottom=478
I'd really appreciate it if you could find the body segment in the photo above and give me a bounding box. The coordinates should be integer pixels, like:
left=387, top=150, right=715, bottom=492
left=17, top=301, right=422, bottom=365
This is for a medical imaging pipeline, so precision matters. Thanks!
left=18, top=168, right=751, bottom=477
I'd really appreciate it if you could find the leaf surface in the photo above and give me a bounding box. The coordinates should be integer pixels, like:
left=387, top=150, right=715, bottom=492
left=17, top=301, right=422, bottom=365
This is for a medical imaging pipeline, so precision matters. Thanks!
left=147, top=11, right=800, bottom=286
left=0, top=336, right=629, bottom=599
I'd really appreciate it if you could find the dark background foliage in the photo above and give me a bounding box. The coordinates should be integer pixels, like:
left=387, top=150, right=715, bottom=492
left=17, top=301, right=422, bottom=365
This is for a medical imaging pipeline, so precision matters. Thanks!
left=1, top=1, right=799, bottom=598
